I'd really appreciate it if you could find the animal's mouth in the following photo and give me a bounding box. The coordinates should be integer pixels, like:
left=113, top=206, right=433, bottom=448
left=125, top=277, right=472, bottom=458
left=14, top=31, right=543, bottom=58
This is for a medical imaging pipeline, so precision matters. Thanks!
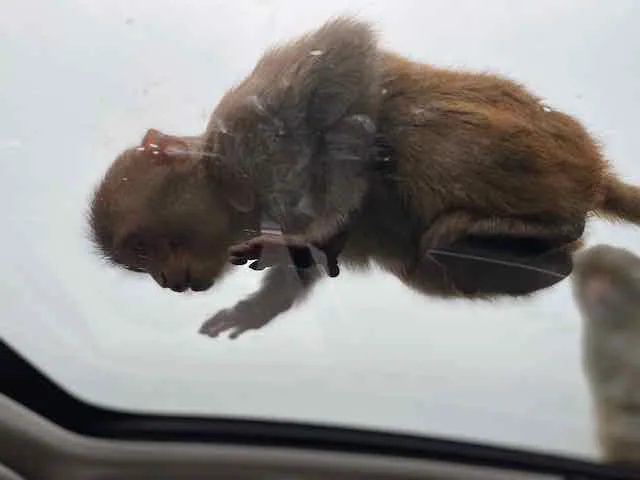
left=169, top=284, right=188, bottom=293
left=168, top=280, right=214, bottom=293
left=155, top=271, right=214, bottom=293
left=187, top=280, right=214, bottom=292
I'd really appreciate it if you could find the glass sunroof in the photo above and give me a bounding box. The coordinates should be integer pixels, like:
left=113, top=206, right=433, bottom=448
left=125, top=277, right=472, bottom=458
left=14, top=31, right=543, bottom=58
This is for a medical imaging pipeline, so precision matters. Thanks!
left=3, top=0, right=640, bottom=464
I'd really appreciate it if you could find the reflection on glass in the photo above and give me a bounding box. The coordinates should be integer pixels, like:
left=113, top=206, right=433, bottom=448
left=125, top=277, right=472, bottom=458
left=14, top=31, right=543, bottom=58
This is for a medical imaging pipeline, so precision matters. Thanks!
left=3, top=0, right=640, bottom=467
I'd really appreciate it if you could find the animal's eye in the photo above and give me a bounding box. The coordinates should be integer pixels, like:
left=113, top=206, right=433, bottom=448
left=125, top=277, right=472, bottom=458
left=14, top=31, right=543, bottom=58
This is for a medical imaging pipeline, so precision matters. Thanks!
left=125, top=265, right=145, bottom=273
left=129, top=237, right=148, bottom=257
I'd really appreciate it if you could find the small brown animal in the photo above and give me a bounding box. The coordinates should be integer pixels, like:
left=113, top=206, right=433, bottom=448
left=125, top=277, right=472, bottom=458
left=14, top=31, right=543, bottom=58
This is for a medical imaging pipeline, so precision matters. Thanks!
left=573, top=245, right=640, bottom=467
left=89, top=17, right=640, bottom=339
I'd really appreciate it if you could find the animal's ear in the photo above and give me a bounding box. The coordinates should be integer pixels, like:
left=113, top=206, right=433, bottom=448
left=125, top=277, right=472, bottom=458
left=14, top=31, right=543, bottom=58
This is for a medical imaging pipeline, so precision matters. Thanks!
left=139, top=128, right=191, bottom=163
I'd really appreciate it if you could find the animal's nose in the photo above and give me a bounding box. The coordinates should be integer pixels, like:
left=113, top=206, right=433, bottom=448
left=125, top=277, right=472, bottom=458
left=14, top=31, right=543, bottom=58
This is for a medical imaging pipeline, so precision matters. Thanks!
left=163, top=269, right=190, bottom=292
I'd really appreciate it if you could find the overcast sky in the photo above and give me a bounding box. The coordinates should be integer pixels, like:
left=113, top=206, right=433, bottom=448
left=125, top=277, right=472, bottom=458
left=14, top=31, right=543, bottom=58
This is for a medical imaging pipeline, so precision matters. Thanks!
left=2, top=0, right=640, bottom=462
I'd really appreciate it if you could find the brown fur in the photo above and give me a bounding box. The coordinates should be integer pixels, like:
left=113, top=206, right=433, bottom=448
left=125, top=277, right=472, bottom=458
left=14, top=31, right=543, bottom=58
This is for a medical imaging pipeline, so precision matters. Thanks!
left=88, top=17, right=640, bottom=339
left=573, top=245, right=640, bottom=467
left=206, top=17, right=382, bottom=242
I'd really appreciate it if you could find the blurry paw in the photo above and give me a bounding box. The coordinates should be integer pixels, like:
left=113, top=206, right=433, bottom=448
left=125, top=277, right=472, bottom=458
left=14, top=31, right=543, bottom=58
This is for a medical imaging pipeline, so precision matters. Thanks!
left=198, top=306, right=271, bottom=340
left=229, top=234, right=310, bottom=270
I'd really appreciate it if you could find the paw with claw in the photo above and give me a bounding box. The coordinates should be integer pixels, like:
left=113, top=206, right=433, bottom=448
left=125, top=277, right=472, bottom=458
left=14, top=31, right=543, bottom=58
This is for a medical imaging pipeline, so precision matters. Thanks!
left=229, top=233, right=341, bottom=277
left=199, top=304, right=272, bottom=339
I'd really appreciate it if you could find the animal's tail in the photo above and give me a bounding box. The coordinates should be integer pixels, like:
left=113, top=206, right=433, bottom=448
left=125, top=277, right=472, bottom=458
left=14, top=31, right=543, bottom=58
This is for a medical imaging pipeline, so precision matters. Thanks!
left=599, top=176, right=640, bottom=225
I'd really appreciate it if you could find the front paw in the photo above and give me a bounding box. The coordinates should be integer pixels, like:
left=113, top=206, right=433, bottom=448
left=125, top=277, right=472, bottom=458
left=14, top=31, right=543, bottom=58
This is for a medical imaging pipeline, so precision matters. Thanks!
left=229, top=234, right=313, bottom=270
left=229, top=234, right=340, bottom=277
left=198, top=305, right=271, bottom=340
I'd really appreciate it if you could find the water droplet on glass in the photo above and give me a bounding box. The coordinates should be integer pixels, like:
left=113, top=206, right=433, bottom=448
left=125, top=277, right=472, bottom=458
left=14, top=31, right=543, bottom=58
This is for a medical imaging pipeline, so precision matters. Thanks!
left=350, top=114, right=376, bottom=134
left=3, top=139, right=22, bottom=149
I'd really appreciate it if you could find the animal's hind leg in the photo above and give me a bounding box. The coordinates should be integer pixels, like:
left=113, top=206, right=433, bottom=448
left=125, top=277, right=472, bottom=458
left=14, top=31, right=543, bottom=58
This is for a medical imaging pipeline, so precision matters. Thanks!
left=420, top=211, right=585, bottom=296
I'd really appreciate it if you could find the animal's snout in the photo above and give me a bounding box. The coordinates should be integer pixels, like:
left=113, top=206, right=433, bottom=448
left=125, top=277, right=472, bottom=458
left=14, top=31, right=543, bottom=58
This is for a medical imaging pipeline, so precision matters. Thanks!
left=161, top=268, right=190, bottom=293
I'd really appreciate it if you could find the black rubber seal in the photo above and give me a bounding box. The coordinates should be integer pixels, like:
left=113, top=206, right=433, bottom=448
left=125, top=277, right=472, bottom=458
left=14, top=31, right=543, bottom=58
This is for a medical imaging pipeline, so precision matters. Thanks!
left=0, top=338, right=636, bottom=479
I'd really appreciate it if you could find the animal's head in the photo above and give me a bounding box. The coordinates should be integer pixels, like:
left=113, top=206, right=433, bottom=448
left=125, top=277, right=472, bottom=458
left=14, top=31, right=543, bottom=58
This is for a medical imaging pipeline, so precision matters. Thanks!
left=89, top=128, right=256, bottom=292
